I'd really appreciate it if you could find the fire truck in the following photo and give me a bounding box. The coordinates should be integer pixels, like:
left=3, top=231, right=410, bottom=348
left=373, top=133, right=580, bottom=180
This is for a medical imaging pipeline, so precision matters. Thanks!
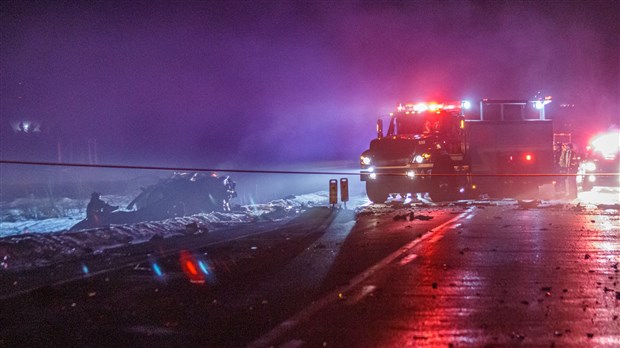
left=360, top=99, right=555, bottom=202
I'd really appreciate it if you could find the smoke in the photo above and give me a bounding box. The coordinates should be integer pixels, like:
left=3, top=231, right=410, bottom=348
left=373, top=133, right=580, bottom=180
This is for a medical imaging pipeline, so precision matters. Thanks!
left=1, top=0, right=617, bottom=168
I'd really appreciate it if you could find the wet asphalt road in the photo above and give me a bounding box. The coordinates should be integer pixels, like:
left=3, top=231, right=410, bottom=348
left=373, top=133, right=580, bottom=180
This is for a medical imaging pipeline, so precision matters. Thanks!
left=1, top=196, right=619, bottom=347
left=262, top=202, right=620, bottom=347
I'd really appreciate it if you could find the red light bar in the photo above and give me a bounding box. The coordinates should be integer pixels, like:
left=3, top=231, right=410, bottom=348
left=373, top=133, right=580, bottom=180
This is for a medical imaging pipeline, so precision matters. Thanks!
left=396, top=101, right=463, bottom=113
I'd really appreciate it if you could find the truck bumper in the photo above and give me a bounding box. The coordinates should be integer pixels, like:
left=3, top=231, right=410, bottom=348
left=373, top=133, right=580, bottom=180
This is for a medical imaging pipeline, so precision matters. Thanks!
left=360, top=167, right=433, bottom=192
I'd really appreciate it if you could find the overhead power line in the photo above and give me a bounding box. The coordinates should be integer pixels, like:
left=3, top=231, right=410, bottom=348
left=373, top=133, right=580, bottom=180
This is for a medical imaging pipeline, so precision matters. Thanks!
left=0, top=160, right=360, bottom=176
left=1, top=160, right=617, bottom=177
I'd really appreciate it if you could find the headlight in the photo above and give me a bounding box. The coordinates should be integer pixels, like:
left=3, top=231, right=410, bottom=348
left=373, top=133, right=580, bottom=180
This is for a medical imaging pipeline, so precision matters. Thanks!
left=588, top=175, right=596, bottom=183
left=361, top=156, right=371, bottom=165
left=584, top=162, right=596, bottom=171
left=414, top=153, right=431, bottom=164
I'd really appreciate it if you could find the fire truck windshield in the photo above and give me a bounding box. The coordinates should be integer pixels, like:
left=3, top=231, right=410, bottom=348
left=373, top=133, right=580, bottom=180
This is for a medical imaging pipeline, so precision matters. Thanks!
left=393, top=112, right=441, bottom=135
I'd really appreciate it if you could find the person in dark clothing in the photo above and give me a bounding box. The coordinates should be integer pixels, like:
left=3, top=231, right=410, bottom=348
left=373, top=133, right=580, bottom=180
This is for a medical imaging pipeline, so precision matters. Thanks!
left=557, top=144, right=578, bottom=198
left=86, top=192, right=118, bottom=226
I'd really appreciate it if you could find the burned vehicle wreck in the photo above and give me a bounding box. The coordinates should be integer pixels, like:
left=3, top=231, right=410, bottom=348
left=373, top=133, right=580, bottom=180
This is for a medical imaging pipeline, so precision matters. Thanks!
left=70, top=172, right=237, bottom=231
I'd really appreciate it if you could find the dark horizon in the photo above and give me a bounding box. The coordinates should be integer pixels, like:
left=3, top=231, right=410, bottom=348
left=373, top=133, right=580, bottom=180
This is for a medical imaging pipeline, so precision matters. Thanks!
left=2, top=0, right=618, bottom=168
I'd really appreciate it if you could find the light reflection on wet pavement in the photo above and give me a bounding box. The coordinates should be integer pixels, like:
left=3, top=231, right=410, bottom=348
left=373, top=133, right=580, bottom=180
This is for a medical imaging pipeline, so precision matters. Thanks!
left=267, top=193, right=619, bottom=347
left=1, top=188, right=618, bottom=347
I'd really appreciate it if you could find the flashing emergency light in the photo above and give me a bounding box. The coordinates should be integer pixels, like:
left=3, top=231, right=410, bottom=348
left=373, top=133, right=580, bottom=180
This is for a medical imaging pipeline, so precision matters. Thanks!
left=533, top=96, right=552, bottom=110
left=428, top=103, right=444, bottom=111
left=395, top=101, right=467, bottom=114
left=414, top=103, right=429, bottom=112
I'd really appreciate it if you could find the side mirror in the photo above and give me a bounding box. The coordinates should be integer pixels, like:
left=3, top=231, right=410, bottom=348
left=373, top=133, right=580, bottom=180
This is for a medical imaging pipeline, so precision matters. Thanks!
left=376, top=119, right=383, bottom=139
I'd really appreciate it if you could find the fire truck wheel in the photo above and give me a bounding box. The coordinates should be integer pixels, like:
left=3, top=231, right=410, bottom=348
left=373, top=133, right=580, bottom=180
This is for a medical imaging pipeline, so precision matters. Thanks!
left=430, top=159, right=456, bottom=202
left=581, top=180, right=592, bottom=192
left=366, top=182, right=390, bottom=203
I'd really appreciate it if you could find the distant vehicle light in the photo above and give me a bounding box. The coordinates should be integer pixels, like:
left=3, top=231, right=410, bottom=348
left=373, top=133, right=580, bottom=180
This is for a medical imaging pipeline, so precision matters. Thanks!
left=414, top=155, right=424, bottom=163
left=525, top=154, right=533, bottom=161
left=368, top=166, right=375, bottom=173
left=584, top=162, right=596, bottom=172
left=462, top=100, right=471, bottom=109
left=459, top=187, right=465, bottom=193
left=361, top=156, right=371, bottom=165
left=369, top=173, right=377, bottom=180
left=407, top=170, right=415, bottom=178
left=591, top=131, right=620, bottom=157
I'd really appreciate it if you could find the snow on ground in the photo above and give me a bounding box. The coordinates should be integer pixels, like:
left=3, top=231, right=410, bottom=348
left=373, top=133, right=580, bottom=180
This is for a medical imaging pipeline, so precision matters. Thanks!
left=0, top=194, right=136, bottom=237
left=0, top=192, right=329, bottom=271
left=1, top=186, right=617, bottom=272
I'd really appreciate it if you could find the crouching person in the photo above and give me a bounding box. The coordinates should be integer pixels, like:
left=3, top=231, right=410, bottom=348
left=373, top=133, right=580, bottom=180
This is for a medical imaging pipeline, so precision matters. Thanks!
left=86, top=192, right=119, bottom=226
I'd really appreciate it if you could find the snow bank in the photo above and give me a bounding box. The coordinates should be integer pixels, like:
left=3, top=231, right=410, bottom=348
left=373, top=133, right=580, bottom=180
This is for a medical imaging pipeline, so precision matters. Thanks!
left=0, top=192, right=329, bottom=271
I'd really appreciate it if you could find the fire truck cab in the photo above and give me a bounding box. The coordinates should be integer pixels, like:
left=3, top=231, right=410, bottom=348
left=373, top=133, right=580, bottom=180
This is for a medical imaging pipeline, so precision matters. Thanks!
left=360, top=99, right=554, bottom=203
left=360, top=102, right=470, bottom=202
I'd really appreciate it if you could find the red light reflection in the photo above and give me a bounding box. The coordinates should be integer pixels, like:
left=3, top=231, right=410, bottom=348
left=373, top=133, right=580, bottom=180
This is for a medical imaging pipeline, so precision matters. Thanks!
left=178, top=250, right=217, bottom=285
left=179, top=250, right=205, bottom=284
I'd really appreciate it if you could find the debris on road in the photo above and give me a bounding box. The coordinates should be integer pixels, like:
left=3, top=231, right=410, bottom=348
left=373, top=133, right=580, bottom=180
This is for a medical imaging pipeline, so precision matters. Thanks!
left=518, top=200, right=540, bottom=209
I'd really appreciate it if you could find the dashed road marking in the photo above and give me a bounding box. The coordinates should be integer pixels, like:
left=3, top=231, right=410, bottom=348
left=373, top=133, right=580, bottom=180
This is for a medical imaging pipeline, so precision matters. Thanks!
left=248, top=207, right=474, bottom=348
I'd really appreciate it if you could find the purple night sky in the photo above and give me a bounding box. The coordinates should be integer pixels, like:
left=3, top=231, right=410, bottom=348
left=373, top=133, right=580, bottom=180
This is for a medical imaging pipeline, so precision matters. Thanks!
left=1, top=1, right=618, bottom=168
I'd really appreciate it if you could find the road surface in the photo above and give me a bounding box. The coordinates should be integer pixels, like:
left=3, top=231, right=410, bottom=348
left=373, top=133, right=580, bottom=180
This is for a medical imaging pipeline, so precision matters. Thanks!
left=1, top=190, right=619, bottom=347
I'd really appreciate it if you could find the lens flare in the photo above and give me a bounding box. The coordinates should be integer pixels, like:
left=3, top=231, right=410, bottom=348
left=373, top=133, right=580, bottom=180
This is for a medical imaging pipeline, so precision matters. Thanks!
left=152, top=262, right=164, bottom=277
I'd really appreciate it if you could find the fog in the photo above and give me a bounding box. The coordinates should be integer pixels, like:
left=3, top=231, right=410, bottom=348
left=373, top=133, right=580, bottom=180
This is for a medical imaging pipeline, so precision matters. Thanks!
left=1, top=1, right=618, bottom=169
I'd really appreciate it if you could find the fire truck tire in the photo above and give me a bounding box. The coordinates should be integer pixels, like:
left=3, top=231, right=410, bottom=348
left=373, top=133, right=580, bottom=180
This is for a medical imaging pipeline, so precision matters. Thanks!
left=366, top=182, right=390, bottom=203
left=429, top=158, right=457, bottom=202
left=581, top=180, right=592, bottom=192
